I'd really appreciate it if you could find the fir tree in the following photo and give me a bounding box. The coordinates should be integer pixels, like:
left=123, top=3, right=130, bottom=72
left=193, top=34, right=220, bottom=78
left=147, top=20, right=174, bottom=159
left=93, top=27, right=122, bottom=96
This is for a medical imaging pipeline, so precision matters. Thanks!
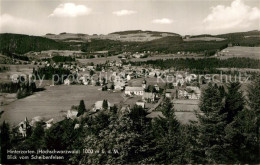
left=197, top=83, right=228, bottom=163
left=77, top=100, right=86, bottom=117
left=246, top=74, right=260, bottom=163
left=102, top=100, right=108, bottom=110
left=223, top=82, right=244, bottom=123
left=150, top=98, right=182, bottom=163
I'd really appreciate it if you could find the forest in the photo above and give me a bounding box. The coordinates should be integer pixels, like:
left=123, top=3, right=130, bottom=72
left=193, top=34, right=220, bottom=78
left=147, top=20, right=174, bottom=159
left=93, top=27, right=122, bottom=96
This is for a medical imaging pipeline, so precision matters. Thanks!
left=1, top=75, right=259, bottom=164
left=131, top=57, right=260, bottom=73
left=0, top=33, right=73, bottom=54
left=32, top=66, right=72, bottom=84
left=0, top=80, right=37, bottom=99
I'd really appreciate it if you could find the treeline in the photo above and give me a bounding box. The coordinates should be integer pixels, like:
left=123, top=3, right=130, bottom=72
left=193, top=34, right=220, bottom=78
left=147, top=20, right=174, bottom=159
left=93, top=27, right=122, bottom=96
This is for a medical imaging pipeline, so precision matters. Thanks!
left=0, top=33, right=73, bottom=54
left=33, top=66, right=72, bottom=83
left=0, top=81, right=37, bottom=99
left=131, top=57, right=260, bottom=72
left=1, top=76, right=260, bottom=164
left=51, top=56, right=75, bottom=63
left=0, top=66, right=9, bottom=72
left=1, top=51, right=29, bottom=61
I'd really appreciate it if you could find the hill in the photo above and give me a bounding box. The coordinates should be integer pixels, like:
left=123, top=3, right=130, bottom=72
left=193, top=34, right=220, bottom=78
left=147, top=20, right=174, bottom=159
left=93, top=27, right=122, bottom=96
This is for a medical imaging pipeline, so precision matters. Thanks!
left=0, top=33, right=72, bottom=54
left=1, top=30, right=259, bottom=56
left=44, top=30, right=180, bottom=42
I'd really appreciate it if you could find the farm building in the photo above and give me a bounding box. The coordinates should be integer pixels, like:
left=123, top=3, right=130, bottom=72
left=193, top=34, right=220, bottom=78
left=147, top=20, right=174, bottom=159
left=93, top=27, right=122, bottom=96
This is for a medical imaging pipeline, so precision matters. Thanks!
left=165, top=89, right=177, bottom=99
left=178, top=86, right=201, bottom=99
left=67, top=109, right=78, bottom=119
left=125, top=87, right=144, bottom=96
left=142, top=92, right=156, bottom=102
left=136, top=101, right=145, bottom=108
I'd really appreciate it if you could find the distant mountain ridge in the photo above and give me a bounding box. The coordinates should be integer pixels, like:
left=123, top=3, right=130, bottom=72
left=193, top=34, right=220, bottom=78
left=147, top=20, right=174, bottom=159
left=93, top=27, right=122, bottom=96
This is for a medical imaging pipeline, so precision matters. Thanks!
left=0, top=30, right=259, bottom=55
left=43, top=30, right=180, bottom=42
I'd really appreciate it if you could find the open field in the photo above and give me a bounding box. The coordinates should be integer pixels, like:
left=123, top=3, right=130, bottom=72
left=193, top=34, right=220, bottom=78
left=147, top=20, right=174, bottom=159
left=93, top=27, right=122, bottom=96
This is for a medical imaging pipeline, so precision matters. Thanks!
left=0, top=64, right=34, bottom=82
left=219, top=46, right=260, bottom=59
left=0, top=85, right=124, bottom=125
left=184, top=37, right=225, bottom=42
left=173, top=99, right=199, bottom=112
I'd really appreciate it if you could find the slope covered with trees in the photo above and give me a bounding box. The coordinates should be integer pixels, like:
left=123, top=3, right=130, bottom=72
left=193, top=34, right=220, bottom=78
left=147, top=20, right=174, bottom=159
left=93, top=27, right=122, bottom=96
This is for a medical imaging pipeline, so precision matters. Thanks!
left=0, top=33, right=72, bottom=54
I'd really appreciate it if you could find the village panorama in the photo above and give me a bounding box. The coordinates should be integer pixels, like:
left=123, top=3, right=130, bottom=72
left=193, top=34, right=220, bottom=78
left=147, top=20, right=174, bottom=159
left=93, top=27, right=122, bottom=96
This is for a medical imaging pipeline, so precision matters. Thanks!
left=1, top=0, right=260, bottom=164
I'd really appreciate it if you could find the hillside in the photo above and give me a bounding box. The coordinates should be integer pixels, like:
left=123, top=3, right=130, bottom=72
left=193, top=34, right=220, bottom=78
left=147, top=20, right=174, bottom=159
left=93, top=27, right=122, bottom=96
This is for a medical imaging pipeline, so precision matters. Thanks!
left=44, top=30, right=180, bottom=42
left=0, top=33, right=73, bottom=54
left=1, top=30, right=259, bottom=56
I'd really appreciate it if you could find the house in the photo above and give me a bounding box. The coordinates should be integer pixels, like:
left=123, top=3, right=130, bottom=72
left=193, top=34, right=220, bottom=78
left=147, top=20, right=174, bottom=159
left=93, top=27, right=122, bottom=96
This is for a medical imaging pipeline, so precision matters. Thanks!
left=93, top=100, right=111, bottom=112
left=87, top=66, right=95, bottom=71
left=67, top=109, right=78, bottom=119
left=74, top=124, right=80, bottom=129
left=154, top=84, right=160, bottom=91
left=17, top=117, right=31, bottom=137
left=125, top=87, right=144, bottom=96
left=178, top=89, right=189, bottom=99
left=79, top=75, right=90, bottom=85
left=165, top=89, right=177, bottom=99
left=142, top=92, right=156, bottom=102
left=136, top=101, right=145, bottom=108
left=126, top=75, right=131, bottom=81
left=64, top=78, right=72, bottom=85
left=45, top=118, right=54, bottom=129
left=178, top=86, right=201, bottom=99
left=186, top=86, right=201, bottom=99
left=114, top=75, right=126, bottom=90
left=30, top=116, right=44, bottom=127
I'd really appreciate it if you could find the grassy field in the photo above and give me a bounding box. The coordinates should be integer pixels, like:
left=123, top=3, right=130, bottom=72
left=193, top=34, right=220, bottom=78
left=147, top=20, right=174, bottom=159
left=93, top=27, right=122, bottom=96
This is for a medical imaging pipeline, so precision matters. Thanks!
left=0, top=64, right=34, bottom=82
left=173, top=99, right=199, bottom=112
left=219, top=46, right=260, bottom=59
left=0, top=85, right=124, bottom=125
left=183, top=37, right=225, bottom=42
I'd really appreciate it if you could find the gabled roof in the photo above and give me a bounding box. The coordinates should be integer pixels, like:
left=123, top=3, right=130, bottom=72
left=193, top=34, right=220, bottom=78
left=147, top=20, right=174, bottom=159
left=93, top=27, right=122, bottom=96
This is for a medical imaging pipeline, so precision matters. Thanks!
left=125, top=86, right=143, bottom=91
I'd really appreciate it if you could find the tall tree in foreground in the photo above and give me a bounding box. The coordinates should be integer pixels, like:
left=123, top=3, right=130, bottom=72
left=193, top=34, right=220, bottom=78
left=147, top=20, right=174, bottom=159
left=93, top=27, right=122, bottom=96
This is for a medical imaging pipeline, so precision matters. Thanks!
left=150, top=98, right=182, bottom=163
left=246, top=74, right=260, bottom=163
left=0, top=121, right=11, bottom=163
left=196, top=83, right=228, bottom=163
left=223, top=82, right=244, bottom=123
left=221, top=82, right=246, bottom=163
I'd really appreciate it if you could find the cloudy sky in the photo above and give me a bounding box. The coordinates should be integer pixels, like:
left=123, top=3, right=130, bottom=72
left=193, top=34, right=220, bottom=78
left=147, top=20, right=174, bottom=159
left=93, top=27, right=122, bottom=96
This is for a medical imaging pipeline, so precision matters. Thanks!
left=0, top=0, right=259, bottom=36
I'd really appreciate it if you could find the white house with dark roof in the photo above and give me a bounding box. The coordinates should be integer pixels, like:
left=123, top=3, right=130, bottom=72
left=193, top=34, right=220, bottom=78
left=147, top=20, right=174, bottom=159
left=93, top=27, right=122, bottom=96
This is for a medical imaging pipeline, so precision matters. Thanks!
left=125, top=87, right=144, bottom=96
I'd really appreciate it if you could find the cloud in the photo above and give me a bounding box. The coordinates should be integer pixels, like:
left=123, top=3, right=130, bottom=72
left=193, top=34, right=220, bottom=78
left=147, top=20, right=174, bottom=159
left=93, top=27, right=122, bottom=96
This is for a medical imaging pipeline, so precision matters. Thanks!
left=203, top=0, right=260, bottom=31
left=49, top=3, right=92, bottom=18
left=152, top=18, right=173, bottom=24
left=112, top=10, right=137, bottom=16
left=0, top=14, right=36, bottom=34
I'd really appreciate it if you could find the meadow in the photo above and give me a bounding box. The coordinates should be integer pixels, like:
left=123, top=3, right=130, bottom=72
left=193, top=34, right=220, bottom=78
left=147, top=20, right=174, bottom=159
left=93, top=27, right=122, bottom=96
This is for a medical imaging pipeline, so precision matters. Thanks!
left=219, top=46, right=260, bottom=59
left=0, top=85, right=124, bottom=125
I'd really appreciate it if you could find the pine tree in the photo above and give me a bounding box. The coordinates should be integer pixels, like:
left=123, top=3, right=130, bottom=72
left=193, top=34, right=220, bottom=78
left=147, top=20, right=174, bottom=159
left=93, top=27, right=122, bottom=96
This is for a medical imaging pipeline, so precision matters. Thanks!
left=0, top=121, right=11, bottom=163
left=149, top=98, right=182, bottom=163
left=77, top=100, right=86, bottom=117
left=102, top=100, right=108, bottom=110
left=246, top=74, right=260, bottom=163
left=197, top=83, right=228, bottom=163
left=223, top=82, right=244, bottom=123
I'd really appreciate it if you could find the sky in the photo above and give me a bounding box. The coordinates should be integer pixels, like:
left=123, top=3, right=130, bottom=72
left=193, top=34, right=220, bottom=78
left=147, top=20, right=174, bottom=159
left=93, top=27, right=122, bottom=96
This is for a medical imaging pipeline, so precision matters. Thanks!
left=0, top=0, right=259, bottom=36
